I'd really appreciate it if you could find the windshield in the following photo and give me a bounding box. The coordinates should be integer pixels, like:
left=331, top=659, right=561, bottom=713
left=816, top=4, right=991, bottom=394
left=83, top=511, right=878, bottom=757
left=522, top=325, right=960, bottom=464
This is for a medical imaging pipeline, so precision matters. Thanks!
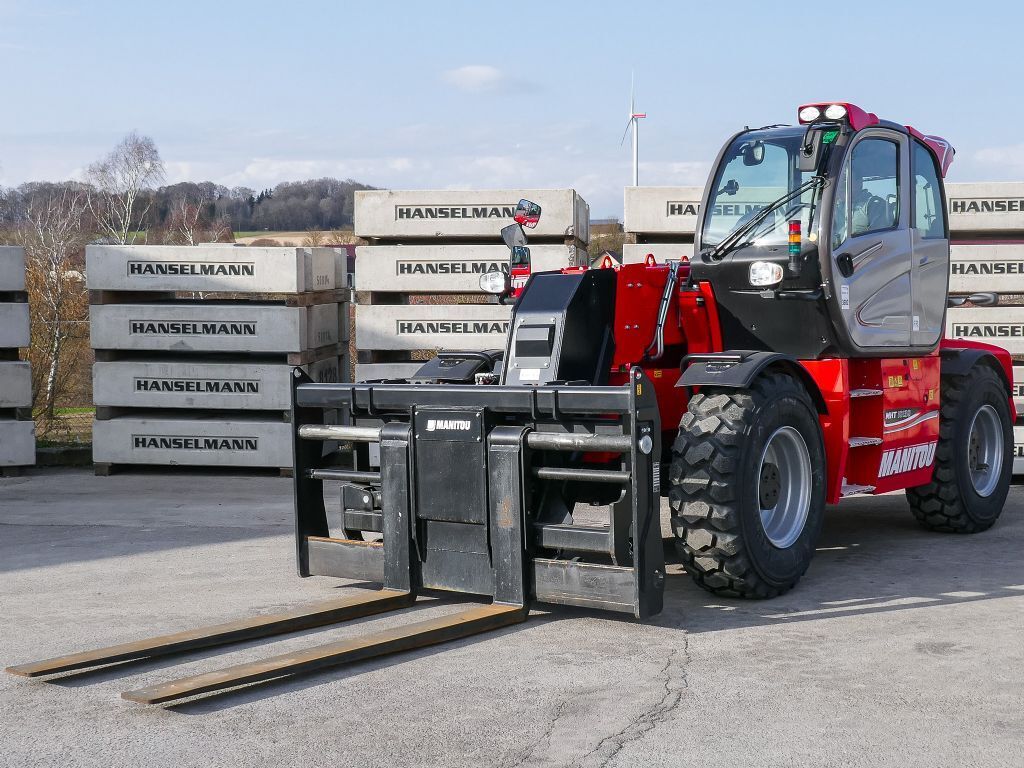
left=701, top=127, right=821, bottom=249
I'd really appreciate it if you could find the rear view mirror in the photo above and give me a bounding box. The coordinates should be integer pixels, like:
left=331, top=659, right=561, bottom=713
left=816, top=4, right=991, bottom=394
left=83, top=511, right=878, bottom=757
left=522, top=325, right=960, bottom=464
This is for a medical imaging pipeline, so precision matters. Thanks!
left=514, top=199, right=542, bottom=229
left=718, top=179, right=740, bottom=197
left=741, top=141, right=765, bottom=166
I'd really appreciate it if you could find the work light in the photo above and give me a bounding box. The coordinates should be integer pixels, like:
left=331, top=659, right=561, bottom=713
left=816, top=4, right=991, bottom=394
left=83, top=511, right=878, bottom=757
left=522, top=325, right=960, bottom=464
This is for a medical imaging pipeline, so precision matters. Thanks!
left=749, top=260, right=784, bottom=287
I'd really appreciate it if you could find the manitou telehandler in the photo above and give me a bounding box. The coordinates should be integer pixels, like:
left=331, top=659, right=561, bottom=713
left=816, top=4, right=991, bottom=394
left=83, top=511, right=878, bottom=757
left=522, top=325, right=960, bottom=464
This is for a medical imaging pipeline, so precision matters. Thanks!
left=8, top=102, right=1015, bottom=704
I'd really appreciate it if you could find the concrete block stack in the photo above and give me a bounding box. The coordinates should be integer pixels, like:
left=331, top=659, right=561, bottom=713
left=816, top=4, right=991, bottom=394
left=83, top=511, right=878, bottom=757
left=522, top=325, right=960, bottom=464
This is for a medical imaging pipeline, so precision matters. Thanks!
left=941, top=182, right=1024, bottom=472
left=0, top=246, right=35, bottom=472
left=86, top=245, right=350, bottom=472
left=353, top=189, right=589, bottom=381
left=622, top=186, right=702, bottom=264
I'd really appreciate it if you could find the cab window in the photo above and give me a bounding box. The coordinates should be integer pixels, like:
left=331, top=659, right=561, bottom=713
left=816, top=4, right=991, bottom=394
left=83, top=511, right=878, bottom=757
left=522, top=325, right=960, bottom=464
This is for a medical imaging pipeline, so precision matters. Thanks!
left=831, top=163, right=849, bottom=250
left=850, top=139, right=899, bottom=237
left=912, top=141, right=945, bottom=239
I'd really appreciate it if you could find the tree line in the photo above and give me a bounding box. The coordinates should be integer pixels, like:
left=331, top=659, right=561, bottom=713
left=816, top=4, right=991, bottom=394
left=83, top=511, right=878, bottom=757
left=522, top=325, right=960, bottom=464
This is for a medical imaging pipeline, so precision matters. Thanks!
left=0, top=132, right=373, bottom=430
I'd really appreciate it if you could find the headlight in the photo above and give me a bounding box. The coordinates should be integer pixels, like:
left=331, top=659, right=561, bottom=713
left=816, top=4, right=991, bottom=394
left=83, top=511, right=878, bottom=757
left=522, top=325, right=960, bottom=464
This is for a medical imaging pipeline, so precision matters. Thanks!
left=749, top=261, right=784, bottom=287
left=478, top=270, right=509, bottom=294
left=824, top=104, right=847, bottom=120
left=798, top=106, right=821, bottom=122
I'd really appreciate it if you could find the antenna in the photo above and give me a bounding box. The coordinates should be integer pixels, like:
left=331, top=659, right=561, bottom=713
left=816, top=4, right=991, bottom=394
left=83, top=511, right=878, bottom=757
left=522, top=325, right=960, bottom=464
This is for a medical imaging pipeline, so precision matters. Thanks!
left=620, top=72, right=646, bottom=186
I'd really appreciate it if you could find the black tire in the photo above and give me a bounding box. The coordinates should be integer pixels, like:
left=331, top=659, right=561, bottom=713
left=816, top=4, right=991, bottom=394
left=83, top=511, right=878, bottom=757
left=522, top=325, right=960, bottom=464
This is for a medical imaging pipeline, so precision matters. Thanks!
left=669, top=371, right=826, bottom=598
left=906, top=364, right=1013, bottom=533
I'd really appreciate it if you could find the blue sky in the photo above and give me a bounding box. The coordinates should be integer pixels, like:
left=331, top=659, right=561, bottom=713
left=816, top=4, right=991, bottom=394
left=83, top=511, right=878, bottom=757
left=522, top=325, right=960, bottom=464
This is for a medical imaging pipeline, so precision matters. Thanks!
left=1, top=0, right=1021, bottom=217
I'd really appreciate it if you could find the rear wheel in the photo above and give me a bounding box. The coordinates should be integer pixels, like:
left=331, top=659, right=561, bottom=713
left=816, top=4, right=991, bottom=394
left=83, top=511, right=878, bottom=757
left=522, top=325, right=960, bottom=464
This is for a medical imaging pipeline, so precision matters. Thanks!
left=669, top=372, right=826, bottom=598
left=906, top=365, right=1013, bottom=533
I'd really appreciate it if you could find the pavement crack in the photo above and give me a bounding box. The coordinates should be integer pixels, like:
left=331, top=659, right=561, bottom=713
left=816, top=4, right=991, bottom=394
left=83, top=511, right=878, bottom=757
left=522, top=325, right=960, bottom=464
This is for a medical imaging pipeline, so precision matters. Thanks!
left=502, top=698, right=571, bottom=768
left=577, top=630, right=691, bottom=768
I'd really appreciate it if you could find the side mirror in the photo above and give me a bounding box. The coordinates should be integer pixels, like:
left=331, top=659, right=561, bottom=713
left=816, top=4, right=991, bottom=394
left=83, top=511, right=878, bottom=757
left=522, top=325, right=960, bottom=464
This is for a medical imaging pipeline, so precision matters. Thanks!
left=511, top=245, right=531, bottom=271
left=514, top=199, right=541, bottom=229
left=799, top=128, right=825, bottom=172
left=501, top=222, right=527, bottom=249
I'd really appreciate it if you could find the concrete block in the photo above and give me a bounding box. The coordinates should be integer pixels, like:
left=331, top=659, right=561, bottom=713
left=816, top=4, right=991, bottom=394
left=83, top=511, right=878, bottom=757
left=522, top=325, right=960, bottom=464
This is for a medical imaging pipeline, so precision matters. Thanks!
left=1013, top=366, right=1024, bottom=414
left=355, top=362, right=423, bottom=382
left=0, top=419, right=35, bottom=466
left=945, top=307, right=1024, bottom=357
left=86, top=245, right=336, bottom=293
left=92, top=415, right=293, bottom=468
left=946, top=182, right=1024, bottom=234
left=89, top=302, right=340, bottom=353
left=356, top=303, right=510, bottom=351
left=0, top=303, right=31, bottom=349
left=949, top=244, right=1024, bottom=293
left=624, top=186, right=704, bottom=236
left=621, top=243, right=695, bottom=265
left=0, top=362, right=32, bottom=408
left=0, top=246, right=26, bottom=291
left=93, top=357, right=340, bottom=410
left=355, top=189, right=589, bottom=243
left=355, top=244, right=582, bottom=293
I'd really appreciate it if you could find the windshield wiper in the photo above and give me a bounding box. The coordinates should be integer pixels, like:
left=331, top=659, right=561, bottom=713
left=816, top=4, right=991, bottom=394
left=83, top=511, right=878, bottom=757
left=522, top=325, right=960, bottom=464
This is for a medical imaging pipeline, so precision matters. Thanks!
left=704, top=175, right=825, bottom=262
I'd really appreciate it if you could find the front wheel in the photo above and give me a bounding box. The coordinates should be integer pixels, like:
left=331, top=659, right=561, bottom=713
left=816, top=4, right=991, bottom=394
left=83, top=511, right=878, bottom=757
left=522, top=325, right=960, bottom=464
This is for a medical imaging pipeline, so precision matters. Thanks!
left=906, top=364, right=1013, bottom=533
left=669, top=371, right=826, bottom=598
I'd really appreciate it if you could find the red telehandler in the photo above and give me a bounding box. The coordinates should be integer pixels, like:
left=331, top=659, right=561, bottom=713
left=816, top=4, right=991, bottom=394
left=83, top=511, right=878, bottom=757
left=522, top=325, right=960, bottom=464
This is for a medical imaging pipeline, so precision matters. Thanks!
left=7, top=102, right=1015, bottom=703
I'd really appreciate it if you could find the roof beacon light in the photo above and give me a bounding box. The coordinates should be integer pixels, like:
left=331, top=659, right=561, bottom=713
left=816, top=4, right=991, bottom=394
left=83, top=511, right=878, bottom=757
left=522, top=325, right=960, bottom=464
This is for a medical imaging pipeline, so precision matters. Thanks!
left=798, top=106, right=821, bottom=123
left=824, top=104, right=848, bottom=120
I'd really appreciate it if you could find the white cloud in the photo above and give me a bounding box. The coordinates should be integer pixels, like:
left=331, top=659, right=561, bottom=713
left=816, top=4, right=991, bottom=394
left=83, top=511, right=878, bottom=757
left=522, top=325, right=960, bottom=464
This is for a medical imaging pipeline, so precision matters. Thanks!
left=972, top=144, right=1024, bottom=173
left=442, top=65, right=505, bottom=93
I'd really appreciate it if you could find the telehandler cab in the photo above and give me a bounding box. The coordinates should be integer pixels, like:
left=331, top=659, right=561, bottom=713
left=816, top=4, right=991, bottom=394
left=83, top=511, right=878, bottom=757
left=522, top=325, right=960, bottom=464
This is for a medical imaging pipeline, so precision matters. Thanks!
left=8, top=102, right=1015, bottom=704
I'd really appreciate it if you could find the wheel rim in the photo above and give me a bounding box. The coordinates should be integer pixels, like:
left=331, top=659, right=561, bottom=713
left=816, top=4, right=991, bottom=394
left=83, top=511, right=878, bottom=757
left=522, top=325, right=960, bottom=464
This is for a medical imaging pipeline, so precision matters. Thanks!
left=967, top=404, right=1003, bottom=497
left=757, top=426, right=812, bottom=548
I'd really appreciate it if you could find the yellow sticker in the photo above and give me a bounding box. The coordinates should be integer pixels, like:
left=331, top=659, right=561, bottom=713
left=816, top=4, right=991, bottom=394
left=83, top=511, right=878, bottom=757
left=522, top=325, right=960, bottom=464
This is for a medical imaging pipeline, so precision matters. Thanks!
left=911, top=359, right=920, bottom=370
left=652, top=369, right=663, bottom=378
left=636, top=383, right=642, bottom=396
left=887, top=375, right=905, bottom=388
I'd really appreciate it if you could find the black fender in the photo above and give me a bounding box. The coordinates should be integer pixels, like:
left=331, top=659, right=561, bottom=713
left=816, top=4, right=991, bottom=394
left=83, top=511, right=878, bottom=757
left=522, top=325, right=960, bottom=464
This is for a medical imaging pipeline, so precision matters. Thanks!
left=676, top=350, right=828, bottom=414
left=940, top=347, right=1013, bottom=395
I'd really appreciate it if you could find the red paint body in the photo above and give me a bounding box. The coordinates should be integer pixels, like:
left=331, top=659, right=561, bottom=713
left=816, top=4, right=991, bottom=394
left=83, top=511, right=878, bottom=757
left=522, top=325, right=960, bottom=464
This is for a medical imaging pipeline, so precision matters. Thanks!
left=538, top=255, right=1013, bottom=504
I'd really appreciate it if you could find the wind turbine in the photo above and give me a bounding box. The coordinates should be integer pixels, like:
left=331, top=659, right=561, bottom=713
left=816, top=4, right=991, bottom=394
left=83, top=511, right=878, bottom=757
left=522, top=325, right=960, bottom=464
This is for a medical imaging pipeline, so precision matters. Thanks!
left=620, top=74, right=646, bottom=186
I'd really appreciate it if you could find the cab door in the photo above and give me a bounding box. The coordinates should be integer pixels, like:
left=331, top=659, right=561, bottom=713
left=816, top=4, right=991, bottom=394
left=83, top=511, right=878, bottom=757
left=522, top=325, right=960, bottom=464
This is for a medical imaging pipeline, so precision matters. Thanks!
left=909, top=140, right=949, bottom=347
left=830, top=130, right=913, bottom=349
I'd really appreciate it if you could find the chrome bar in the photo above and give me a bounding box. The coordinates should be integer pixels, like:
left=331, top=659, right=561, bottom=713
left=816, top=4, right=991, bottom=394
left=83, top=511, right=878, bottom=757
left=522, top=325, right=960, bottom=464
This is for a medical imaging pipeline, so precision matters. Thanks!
left=526, top=431, right=632, bottom=453
left=298, top=425, right=381, bottom=442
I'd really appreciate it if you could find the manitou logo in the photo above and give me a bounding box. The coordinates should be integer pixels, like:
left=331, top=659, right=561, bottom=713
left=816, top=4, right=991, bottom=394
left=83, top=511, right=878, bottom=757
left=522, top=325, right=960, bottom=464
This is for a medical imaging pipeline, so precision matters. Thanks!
left=395, top=205, right=516, bottom=220
left=425, top=419, right=472, bottom=432
left=951, top=262, right=1024, bottom=275
left=127, top=261, right=255, bottom=277
left=396, top=261, right=507, bottom=275
left=949, top=198, right=1024, bottom=214
left=878, top=441, right=937, bottom=478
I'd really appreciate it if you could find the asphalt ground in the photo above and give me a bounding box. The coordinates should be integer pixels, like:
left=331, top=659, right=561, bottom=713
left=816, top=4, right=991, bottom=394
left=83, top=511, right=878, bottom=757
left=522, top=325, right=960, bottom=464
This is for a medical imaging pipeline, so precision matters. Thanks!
left=1, top=469, right=1022, bottom=768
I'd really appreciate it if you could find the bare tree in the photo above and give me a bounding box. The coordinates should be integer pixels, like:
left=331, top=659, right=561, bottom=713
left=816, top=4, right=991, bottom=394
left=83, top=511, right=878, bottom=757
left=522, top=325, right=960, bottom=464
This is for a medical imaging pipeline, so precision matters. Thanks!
left=86, top=132, right=164, bottom=244
left=303, top=229, right=326, bottom=247
left=13, top=185, right=91, bottom=421
left=166, top=197, right=204, bottom=245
